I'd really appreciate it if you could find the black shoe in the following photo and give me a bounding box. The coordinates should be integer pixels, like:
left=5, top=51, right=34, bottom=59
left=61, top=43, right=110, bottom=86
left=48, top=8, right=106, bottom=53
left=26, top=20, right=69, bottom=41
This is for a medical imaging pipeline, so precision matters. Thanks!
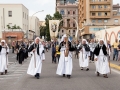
left=103, top=74, right=108, bottom=78
left=67, top=75, right=71, bottom=79
left=36, top=76, right=39, bottom=79
left=86, top=68, right=89, bottom=71
left=97, top=72, right=100, bottom=76
left=5, top=70, right=7, bottom=74
left=34, top=75, right=37, bottom=77
left=63, top=74, right=65, bottom=77
left=81, top=68, right=83, bottom=70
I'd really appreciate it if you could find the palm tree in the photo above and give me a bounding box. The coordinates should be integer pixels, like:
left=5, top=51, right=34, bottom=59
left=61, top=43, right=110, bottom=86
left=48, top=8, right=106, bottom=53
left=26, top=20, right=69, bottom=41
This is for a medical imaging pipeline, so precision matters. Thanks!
left=17, top=26, right=21, bottom=29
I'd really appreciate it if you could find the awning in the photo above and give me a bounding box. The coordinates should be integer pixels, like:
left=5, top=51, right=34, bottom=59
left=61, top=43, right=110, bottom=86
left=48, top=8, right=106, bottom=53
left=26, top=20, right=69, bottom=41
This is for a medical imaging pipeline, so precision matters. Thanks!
left=6, top=35, right=17, bottom=38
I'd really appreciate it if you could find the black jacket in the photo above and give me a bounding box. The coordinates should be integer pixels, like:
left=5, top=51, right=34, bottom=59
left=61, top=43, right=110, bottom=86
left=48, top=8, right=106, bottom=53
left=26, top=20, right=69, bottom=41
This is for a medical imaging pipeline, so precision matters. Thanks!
left=28, top=43, right=44, bottom=55
left=58, top=41, right=75, bottom=52
left=94, top=44, right=107, bottom=56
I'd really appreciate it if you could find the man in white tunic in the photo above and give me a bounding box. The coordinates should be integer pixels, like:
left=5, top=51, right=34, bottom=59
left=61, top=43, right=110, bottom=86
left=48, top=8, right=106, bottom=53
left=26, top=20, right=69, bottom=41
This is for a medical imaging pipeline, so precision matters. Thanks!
left=0, top=40, right=9, bottom=75
left=56, top=34, right=75, bottom=79
left=94, top=39, right=110, bottom=78
left=79, top=39, right=90, bottom=71
left=27, top=37, right=45, bottom=79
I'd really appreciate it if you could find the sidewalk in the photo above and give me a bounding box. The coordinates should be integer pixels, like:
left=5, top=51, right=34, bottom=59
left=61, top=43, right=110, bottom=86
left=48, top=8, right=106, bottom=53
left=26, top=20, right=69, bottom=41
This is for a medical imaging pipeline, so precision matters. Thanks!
left=109, top=53, right=120, bottom=71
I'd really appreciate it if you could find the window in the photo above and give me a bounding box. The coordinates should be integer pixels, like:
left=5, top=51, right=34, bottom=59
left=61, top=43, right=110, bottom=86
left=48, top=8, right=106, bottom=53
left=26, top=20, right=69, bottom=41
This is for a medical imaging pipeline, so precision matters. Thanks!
left=92, top=19, right=96, bottom=23
left=25, top=13, right=26, bottom=19
left=98, top=5, right=102, bottom=9
left=23, top=12, right=24, bottom=18
left=8, top=11, right=12, bottom=17
left=60, top=10, right=64, bottom=15
left=104, top=12, right=107, bottom=16
left=68, top=11, right=70, bottom=14
left=104, top=5, right=107, bottom=9
left=98, top=20, right=102, bottom=23
left=98, top=12, right=101, bottom=16
left=73, top=23, right=75, bottom=27
left=104, top=20, right=108, bottom=23
left=73, top=11, right=76, bottom=14
left=114, top=19, right=118, bottom=23
left=73, top=30, right=75, bottom=32
left=91, top=5, right=96, bottom=9
left=92, top=13, right=96, bottom=16
left=69, top=30, right=70, bottom=33
left=62, top=30, right=64, bottom=33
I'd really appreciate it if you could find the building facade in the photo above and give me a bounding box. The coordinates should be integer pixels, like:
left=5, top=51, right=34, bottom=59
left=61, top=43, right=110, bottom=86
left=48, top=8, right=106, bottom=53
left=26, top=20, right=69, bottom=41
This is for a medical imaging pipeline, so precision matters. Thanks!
left=78, top=0, right=120, bottom=39
left=56, top=0, right=78, bottom=39
left=29, top=16, right=40, bottom=39
left=0, top=4, right=29, bottom=44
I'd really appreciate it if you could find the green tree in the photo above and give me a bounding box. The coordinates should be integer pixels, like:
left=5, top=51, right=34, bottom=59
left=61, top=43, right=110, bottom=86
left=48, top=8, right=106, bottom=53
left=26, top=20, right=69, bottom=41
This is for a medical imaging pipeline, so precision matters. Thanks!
left=45, top=14, right=53, bottom=41
left=16, top=26, right=21, bottom=29
left=11, top=24, right=17, bottom=29
left=53, top=11, right=62, bottom=20
left=6, top=25, right=11, bottom=29
left=40, top=26, right=46, bottom=38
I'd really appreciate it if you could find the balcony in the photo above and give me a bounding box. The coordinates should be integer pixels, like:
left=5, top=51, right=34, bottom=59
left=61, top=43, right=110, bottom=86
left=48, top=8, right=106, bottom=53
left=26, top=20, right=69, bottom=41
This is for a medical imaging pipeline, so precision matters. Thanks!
left=90, top=15, right=111, bottom=19
left=90, top=8, right=111, bottom=11
left=90, top=1, right=111, bottom=5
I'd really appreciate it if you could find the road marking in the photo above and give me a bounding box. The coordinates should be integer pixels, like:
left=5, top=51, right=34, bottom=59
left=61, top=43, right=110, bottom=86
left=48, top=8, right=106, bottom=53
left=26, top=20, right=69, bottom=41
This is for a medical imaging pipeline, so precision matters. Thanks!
left=111, top=68, right=120, bottom=74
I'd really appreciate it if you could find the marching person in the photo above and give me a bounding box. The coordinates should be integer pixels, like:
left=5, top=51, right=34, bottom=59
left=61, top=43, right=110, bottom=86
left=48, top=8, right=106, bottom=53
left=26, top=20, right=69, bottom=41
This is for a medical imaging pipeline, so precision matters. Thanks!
left=94, top=39, right=110, bottom=78
left=79, top=39, right=90, bottom=71
left=27, top=37, right=45, bottom=79
left=75, top=40, right=80, bottom=59
left=56, top=34, right=75, bottom=79
left=0, top=40, right=9, bottom=75
left=18, top=41, right=26, bottom=64
left=89, top=39, right=97, bottom=63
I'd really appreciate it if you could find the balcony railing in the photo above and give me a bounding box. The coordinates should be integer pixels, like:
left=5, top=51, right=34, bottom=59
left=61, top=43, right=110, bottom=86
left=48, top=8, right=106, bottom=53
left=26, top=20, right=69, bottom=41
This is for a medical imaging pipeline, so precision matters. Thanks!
left=90, top=15, right=111, bottom=18
left=90, top=1, right=111, bottom=4
left=90, top=8, right=111, bottom=11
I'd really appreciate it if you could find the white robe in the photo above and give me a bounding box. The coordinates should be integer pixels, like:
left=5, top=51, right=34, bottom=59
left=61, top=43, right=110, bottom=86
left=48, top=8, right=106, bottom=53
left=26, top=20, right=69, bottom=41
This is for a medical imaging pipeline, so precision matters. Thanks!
left=79, top=47, right=90, bottom=68
left=0, top=46, right=9, bottom=72
left=95, top=49, right=110, bottom=74
left=56, top=47, right=73, bottom=75
left=27, top=44, right=45, bottom=76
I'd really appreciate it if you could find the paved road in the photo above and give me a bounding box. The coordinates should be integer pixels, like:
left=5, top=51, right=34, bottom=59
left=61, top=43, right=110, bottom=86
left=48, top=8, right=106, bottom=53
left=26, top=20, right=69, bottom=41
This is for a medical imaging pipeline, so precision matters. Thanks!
left=0, top=51, right=120, bottom=90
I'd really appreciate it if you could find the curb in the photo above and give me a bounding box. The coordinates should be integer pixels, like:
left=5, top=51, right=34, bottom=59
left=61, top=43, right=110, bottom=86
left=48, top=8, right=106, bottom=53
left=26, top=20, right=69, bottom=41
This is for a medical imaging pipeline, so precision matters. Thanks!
left=110, top=63, right=120, bottom=71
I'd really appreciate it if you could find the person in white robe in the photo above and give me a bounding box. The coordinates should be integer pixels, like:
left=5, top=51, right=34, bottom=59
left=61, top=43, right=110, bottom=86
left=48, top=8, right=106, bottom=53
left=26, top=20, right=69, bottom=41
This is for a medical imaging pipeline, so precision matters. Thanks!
left=94, top=39, right=110, bottom=78
left=56, top=34, right=75, bottom=79
left=0, top=40, right=9, bottom=75
left=79, top=39, right=90, bottom=71
left=27, top=37, right=45, bottom=79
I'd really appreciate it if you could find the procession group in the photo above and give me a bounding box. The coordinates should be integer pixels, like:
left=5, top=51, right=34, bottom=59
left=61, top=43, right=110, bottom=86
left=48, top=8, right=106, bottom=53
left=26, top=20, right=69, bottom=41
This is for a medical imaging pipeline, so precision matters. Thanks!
left=0, top=34, right=111, bottom=79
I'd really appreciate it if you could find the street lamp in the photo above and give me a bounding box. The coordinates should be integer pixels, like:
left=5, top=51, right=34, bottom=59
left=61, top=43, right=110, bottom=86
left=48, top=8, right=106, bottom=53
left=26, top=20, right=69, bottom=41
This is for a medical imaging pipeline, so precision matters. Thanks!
left=30, top=10, right=44, bottom=39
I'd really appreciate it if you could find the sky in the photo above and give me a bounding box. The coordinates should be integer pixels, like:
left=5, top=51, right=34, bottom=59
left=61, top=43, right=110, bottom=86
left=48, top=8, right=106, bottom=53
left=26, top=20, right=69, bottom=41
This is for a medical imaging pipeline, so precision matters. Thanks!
left=0, top=0, right=119, bottom=21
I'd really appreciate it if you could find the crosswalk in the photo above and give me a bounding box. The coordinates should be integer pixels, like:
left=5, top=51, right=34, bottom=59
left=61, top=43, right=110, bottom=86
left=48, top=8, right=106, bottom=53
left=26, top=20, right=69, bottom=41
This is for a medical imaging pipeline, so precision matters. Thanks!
left=0, top=60, right=29, bottom=80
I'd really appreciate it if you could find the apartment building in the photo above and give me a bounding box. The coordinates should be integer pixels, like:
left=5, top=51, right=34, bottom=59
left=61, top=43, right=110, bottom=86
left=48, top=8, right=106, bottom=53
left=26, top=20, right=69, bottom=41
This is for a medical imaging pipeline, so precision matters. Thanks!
left=56, top=0, right=78, bottom=39
left=0, top=4, right=29, bottom=43
left=78, top=0, right=120, bottom=39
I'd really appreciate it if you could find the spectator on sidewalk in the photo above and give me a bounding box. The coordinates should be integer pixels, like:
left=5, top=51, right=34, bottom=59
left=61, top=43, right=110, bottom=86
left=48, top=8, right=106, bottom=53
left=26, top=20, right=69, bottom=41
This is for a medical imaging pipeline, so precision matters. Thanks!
left=117, top=40, right=120, bottom=63
left=55, top=45, right=60, bottom=63
left=113, top=39, right=119, bottom=61
left=51, top=44, right=56, bottom=63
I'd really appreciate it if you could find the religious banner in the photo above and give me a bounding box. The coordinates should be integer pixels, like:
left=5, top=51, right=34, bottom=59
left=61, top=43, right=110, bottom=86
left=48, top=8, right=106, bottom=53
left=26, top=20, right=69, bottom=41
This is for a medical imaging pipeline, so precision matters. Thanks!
left=49, top=20, right=60, bottom=39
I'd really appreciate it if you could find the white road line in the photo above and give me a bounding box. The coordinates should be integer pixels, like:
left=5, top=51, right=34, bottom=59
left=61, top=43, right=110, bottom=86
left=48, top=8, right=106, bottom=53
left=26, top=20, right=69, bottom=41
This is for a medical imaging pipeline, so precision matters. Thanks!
left=111, top=68, right=120, bottom=74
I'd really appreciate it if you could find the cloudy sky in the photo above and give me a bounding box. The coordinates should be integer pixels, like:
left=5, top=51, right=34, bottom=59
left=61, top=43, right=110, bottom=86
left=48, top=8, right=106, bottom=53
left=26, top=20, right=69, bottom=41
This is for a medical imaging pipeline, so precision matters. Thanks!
left=0, top=0, right=119, bottom=21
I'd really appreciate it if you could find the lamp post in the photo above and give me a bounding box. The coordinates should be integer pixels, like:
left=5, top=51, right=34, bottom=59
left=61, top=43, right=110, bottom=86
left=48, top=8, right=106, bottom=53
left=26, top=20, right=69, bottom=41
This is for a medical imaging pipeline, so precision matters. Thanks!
left=30, top=10, right=44, bottom=40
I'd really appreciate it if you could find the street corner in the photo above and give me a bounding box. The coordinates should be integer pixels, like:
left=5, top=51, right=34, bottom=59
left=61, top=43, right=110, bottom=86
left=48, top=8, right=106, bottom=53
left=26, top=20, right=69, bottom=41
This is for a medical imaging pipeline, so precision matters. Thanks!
left=110, top=63, right=120, bottom=71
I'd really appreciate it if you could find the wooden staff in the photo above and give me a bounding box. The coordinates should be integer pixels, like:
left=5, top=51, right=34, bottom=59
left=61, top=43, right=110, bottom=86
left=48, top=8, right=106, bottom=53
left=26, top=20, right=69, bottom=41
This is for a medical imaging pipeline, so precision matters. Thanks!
left=34, top=43, right=36, bottom=68
left=5, top=44, right=8, bottom=68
